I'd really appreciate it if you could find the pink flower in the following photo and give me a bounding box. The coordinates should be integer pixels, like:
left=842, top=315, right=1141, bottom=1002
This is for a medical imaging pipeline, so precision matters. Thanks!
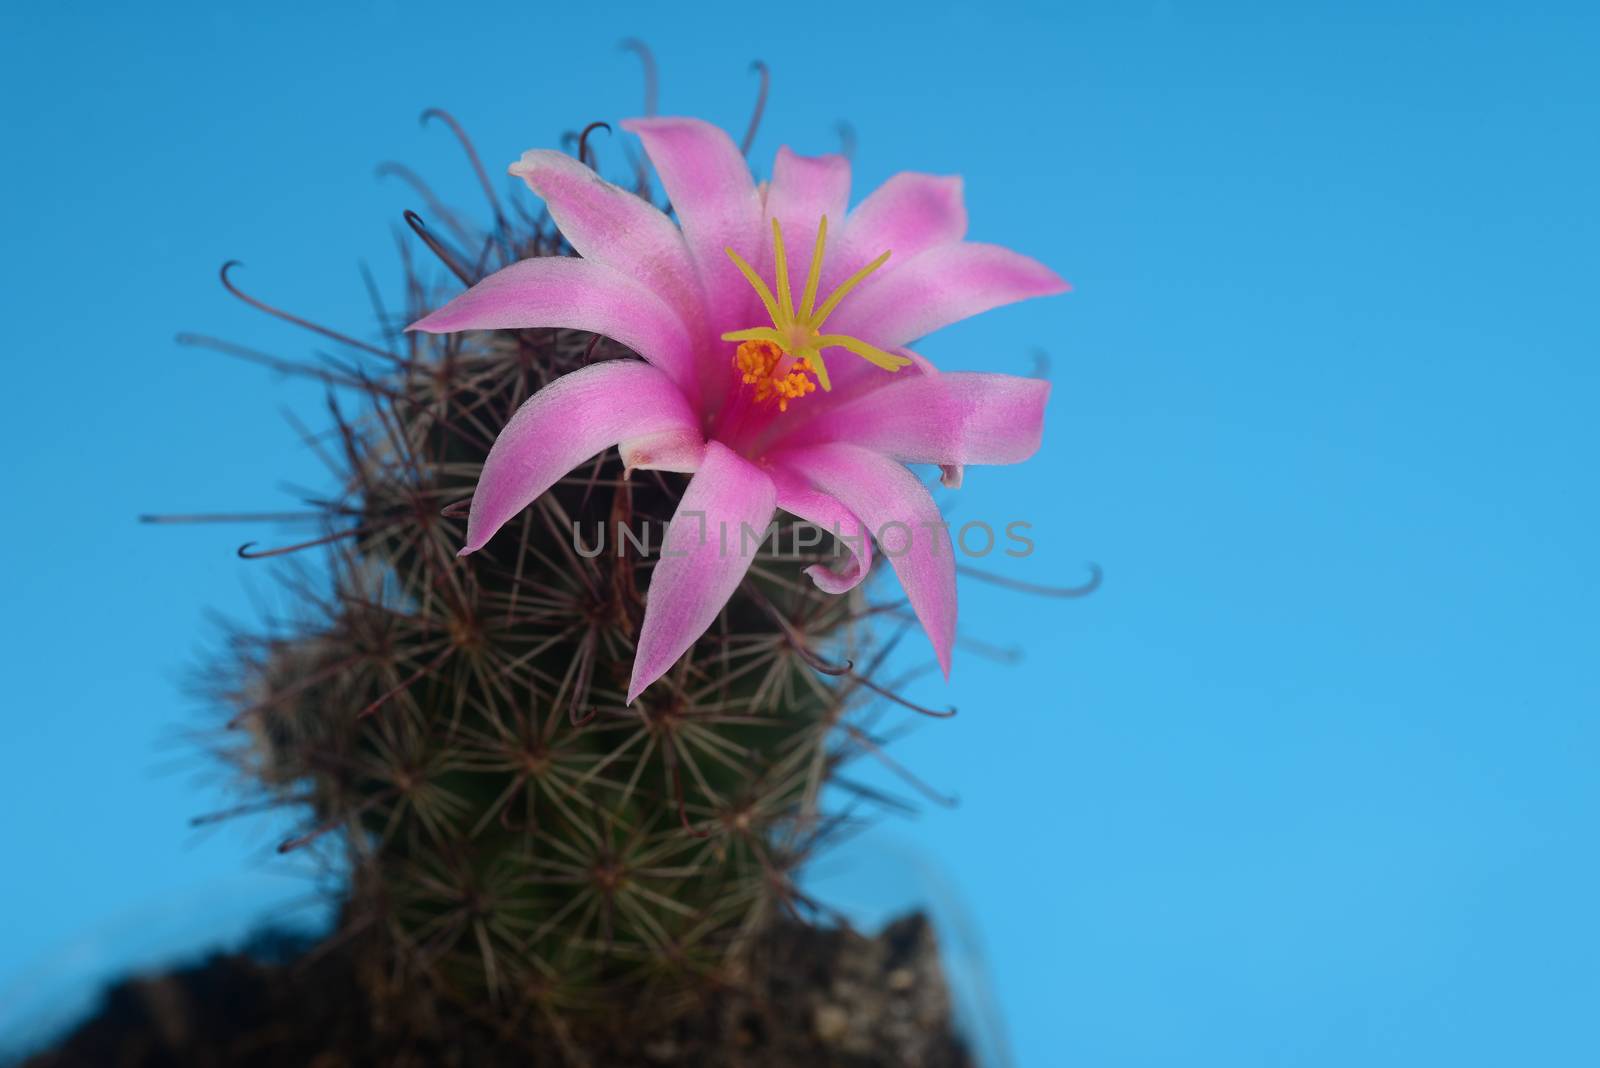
left=410, top=117, right=1067, bottom=703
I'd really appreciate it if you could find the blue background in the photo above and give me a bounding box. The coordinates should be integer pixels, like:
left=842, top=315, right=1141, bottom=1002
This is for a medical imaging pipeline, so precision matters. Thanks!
left=2, top=1, right=1596, bottom=1064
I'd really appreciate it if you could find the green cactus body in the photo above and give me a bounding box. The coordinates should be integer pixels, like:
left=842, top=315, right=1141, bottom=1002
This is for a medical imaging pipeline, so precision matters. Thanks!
left=211, top=225, right=897, bottom=1032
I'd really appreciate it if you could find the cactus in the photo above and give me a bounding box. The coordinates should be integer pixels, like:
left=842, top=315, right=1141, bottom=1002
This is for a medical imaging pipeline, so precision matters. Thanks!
left=199, top=117, right=938, bottom=1045
left=218, top=274, right=868, bottom=976
left=183, top=58, right=1086, bottom=1060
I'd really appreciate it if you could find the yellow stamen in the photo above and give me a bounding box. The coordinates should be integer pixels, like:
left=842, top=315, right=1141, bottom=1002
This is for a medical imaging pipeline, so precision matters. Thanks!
left=796, top=345, right=830, bottom=392
left=798, top=215, right=828, bottom=321
left=770, top=217, right=795, bottom=322
left=721, top=326, right=785, bottom=345
left=719, top=215, right=910, bottom=411
left=724, top=246, right=782, bottom=326
left=809, top=249, right=892, bottom=330
left=732, top=339, right=817, bottom=412
left=813, top=333, right=911, bottom=373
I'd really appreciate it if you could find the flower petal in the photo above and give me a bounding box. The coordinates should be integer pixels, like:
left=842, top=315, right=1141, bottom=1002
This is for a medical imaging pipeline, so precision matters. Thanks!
left=618, top=428, right=705, bottom=474
left=828, top=242, right=1069, bottom=350
left=744, top=345, right=933, bottom=455
left=629, top=442, right=777, bottom=703
left=776, top=371, right=1051, bottom=468
left=508, top=149, right=705, bottom=334
left=768, top=464, right=873, bottom=595
left=764, top=146, right=851, bottom=299
left=458, top=361, right=700, bottom=555
left=620, top=117, right=763, bottom=332
left=767, top=444, right=957, bottom=676
left=408, top=257, right=700, bottom=398
left=793, top=173, right=969, bottom=338
left=841, top=171, right=967, bottom=267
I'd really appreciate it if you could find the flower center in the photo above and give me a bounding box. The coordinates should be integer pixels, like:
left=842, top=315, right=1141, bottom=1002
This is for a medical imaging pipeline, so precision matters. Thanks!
left=721, top=215, right=912, bottom=410
left=732, top=338, right=817, bottom=412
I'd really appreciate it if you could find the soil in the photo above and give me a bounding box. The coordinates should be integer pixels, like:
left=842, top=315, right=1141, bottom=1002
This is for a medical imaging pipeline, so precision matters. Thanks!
left=21, top=914, right=974, bottom=1067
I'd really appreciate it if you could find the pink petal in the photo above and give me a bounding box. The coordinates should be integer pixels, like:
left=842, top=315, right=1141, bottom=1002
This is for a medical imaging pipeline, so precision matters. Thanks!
left=800, top=172, right=968, bottom=316
left=628, top=442, right=777, bottom=703
left=620, top=117, right=763, bottom=332
left=841, top=171, right=968, bottom=266
left=757, top=344, right=935, bottom=442
left=828, top=242, right=1069, bottom=350
left=618, top=428, right=705, bottom=474
left=764, top=146, right=851, bottom=296
left=768, top=464, right=873, bottom=595
left=508, top=149, right=706, bottom=335
left=408, top=257, right=701, bottom=400
left=775, top=372, right=1051, bottom=468
left=767, top=444, right=957, bottom=676
left=459, top=361, right=700, bottom=555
